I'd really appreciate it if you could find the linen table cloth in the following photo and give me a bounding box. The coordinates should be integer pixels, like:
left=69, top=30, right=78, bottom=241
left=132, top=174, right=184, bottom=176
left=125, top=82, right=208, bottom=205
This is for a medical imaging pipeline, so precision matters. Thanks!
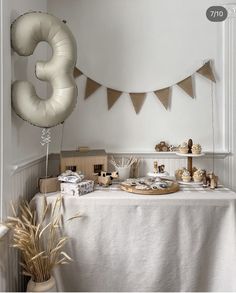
left=32, top=186, right=236, bottom=292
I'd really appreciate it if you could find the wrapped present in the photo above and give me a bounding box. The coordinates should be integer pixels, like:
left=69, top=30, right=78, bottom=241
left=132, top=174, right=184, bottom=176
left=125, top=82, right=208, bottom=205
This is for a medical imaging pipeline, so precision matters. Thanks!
left=58, top=170, right=84, bottom=183
left=60, top=180, right=94, bottom=196
left=39, top=177, right=60, bottom=194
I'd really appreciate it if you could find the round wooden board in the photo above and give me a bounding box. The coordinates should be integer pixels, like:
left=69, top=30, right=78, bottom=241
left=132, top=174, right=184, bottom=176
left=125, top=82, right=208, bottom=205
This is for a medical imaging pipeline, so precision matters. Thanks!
left=120, top=181, right=180, bottom=195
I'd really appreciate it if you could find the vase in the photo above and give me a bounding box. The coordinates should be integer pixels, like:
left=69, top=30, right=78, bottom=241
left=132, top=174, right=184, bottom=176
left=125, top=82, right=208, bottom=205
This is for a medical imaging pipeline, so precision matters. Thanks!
left=27, top=276, right=57, bottom=292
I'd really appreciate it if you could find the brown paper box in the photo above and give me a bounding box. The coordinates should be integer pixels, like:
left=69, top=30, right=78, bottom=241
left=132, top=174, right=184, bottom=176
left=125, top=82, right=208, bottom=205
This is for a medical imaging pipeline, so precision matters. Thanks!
left=39, top=177, right=60, bottom=194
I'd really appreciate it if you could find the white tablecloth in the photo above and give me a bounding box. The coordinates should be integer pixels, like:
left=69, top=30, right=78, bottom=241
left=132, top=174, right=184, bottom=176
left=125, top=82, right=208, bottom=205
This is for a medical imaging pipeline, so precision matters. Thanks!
left=33, top=186, right=236, bottom=292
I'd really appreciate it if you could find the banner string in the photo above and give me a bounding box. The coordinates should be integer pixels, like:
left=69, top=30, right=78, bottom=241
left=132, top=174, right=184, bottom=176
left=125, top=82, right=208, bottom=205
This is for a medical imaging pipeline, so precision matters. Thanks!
left=211, top=82, right=215, bottom=173
left=75, top=60, right=215, bottom=95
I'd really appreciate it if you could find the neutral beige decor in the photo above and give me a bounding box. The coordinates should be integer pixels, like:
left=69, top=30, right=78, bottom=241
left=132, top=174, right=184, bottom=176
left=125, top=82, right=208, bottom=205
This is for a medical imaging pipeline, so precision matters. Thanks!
left=6, top=195, right=75, bottom=291
left=154, top=87, right=171, bottom=110
left=107, top=88, right=122, bottom=110
left=73, top=60, right=216, bottom=113
left=11, top=12, right=78, bottom=128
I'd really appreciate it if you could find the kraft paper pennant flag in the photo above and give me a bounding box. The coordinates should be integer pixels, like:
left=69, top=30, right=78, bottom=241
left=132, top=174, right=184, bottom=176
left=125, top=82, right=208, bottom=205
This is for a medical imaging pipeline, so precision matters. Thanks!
left=197, top=61, right=216, bottom=83
left=130, top=93, right=146, bottom=114
left=107, top=88, right=122, bottom=110
left=73, top=67, right=82, bottom=78
left=85, top=78, right=101, bottom=99
left=177, top=76, right=194, bottom=98
left=154, top=87, right=170, bottom=110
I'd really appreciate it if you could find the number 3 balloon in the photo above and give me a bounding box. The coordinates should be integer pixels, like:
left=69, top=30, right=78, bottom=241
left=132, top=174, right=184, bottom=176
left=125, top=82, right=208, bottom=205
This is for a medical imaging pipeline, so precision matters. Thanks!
left=11, top=12, right=78, bottom=128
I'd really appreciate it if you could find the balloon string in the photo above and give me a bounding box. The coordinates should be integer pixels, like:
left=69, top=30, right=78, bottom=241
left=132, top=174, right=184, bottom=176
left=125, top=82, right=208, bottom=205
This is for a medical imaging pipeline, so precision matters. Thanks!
left=40, top=128, right=51, bottom=196
left=45, top=142, right=49, bottom=181
left=60, top=123, right=65, bottom=153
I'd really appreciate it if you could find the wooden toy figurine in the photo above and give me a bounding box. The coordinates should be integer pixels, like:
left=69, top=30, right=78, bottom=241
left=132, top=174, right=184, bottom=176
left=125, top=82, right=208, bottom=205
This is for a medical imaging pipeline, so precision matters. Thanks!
left=97, top=171, right=119, bottom=187
left=158, top=165, right=165, bottom=173
left=209, top=172, right=218, bottom=189
left=202, top=171, right=218, bottom=189
left=153, top=161, right=158, bottom=174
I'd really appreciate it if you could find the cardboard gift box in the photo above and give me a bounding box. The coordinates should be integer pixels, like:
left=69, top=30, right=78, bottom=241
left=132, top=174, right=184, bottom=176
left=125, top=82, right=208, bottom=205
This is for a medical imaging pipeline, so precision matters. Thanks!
left=39, top=177, right=60, bottom=194
left=61, top=180, right=94, bottom=196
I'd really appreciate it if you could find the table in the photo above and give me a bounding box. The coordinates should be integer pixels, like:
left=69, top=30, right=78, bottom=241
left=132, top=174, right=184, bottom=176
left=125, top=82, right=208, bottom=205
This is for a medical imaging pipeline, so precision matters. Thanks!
left=32, top=185, right=236, bottom=292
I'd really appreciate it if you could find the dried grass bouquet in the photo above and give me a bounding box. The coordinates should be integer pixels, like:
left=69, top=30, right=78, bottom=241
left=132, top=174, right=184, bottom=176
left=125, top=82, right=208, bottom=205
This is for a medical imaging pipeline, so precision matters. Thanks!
left=6, top=195, right=74, bottom=283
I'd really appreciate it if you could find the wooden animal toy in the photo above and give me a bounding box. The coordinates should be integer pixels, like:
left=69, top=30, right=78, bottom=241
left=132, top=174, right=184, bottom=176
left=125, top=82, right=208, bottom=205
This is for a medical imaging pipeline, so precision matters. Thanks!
left=97, top=171, right=119, bottom=187
left=202, top=170, right=209, bottom=187
left=158, top=164, right=165, bottom=173
left=209, top=172, right=218, bottom=189
left=202, top=171, right=218, bottom=189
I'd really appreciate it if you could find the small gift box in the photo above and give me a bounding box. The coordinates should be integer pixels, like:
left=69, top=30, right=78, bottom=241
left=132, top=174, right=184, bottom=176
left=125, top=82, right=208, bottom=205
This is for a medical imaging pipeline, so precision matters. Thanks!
left=60, top=180, right=94, bottom=196
left=58, top=170, right=84, bottom=183
left=39, top=177, right=60, bottom=194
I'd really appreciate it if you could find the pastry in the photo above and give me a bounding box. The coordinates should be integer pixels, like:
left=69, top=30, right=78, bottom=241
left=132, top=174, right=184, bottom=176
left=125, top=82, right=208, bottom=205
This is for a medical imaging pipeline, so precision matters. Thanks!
left=175, top=168, right=184, bottom=180
left=179, top=142, right=189, bottom=154
left=193, top=169, right=204, bottom=182
left=192, top=144, right=202, bottom=154
left=182, top=170, right=191, bottom=182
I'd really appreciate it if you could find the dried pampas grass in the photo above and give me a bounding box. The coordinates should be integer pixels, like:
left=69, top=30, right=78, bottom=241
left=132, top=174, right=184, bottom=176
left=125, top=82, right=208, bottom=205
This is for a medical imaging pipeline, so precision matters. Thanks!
left=6, top=195, right=74, bottom=283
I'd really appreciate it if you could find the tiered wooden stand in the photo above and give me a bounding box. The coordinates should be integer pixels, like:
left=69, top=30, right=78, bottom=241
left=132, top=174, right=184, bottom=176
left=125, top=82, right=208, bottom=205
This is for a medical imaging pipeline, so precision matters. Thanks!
left=176, top=152, right=205, bottom=184
left=176, top=153, right=205, bottom=176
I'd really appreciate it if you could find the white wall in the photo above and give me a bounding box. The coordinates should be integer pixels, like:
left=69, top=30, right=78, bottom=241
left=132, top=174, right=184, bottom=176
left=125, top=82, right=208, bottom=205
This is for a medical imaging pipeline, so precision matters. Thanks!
left=48, top=0, right=228, bottom=153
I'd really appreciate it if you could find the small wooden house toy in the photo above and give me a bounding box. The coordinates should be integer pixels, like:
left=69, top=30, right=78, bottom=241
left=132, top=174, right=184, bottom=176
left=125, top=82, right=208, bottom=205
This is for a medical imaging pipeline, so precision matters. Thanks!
left=60, top=149, right=108, bottom=180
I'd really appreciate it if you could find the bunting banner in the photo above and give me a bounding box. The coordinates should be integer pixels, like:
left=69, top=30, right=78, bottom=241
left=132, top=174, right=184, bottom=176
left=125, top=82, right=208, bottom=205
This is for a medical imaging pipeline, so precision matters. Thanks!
left=154, top=87, right=171, bottom=110
left=197, top=61, right=216, bottom=83
left=107, top=88, right=122, bottom=110
left=130, top=93, right=146, bottom=114
left=73, top=67, right=82, bottom=78
left=73, top=60, right=216, bottom=113
left=177, top=76, right=194, bottom=98
left=85, top=78, right=101, bottom=99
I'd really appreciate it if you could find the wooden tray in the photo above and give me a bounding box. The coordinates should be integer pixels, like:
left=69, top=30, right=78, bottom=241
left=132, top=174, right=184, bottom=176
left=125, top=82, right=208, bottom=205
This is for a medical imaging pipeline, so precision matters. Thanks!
left=120, top=181, right=179, bottom=195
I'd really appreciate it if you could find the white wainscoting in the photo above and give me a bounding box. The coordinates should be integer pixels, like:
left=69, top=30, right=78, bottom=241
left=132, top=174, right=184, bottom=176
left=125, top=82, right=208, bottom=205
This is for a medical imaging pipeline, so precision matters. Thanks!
left=0, top=156, right=46, bottom=292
